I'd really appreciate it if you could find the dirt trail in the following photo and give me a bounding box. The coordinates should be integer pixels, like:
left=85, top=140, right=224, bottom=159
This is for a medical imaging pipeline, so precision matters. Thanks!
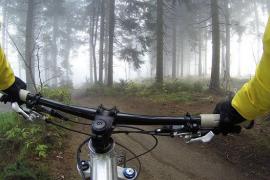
left=50, top=95, right=266, bottom=180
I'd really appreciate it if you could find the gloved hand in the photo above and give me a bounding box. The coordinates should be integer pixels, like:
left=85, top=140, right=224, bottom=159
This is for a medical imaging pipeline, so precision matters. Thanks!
left=1, top=77, right=27, bottom=103
left=213, top=100, right=246, bottom=135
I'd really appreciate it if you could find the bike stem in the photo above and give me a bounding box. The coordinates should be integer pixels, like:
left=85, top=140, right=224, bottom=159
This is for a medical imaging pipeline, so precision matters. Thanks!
left=91, top=106, right=117, bottom=153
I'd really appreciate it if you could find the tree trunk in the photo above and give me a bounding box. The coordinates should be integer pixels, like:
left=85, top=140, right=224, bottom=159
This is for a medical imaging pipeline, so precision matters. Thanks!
left=171, top=1, right=177, bottom=79
left=104, top=27, right=109, bottom=85
left=209, top=0, right=220, bottom=91
left=198, top=32, right=202, bottom=76
left=88, top=2, right=99, bottom=84
left=156, top=0, right=164, bottom=83
left=107, top=0, right=115, bottom=86
left=220, top=36, right=224, bottom=78
left=194, top=53, right=197, bottom=75
left=89, top=16, right=94, bottom=84
left=180, top=35, right=184, bottom=77
left=187, top=51, right=191, bottom=76
left=238, top=36, right=242, bottom=77
left=51, top=11, right=59, bottom=87
left=89, top=39, right=93, bottom=84
left=25, top=0, right=36, bottom=91
left=43, top=44, right=49, bottom=84
left=163, top=56, right=168, bottom=77
left=104, top=0, right=109, bottom=84
left=176, top=39, right=180, bottom=77
left=224, top=0, right=231, bottom=90
left=63, top=28, right=71, bottom=85
left=150, top=45, right=156, bottom=78
left=93, top=10, right=98, bottom=84
left=98, top=0, right=105, bottom=84
left=204, top=30, right=208, bottom=76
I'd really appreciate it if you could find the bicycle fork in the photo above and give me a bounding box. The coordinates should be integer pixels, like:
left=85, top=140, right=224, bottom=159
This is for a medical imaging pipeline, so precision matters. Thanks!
left=77, top=140, right=137, bottom=180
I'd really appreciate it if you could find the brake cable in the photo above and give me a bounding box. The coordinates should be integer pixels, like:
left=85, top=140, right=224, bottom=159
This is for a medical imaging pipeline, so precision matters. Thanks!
left=115, top=142, right=142, bottom=178
left=45, top=119, right=92, bottom=136
left=37, top=106, right=92, bottom=126
left=124, top=134, right=158, bottom=163
left=115, top=125, right=146, bottom=131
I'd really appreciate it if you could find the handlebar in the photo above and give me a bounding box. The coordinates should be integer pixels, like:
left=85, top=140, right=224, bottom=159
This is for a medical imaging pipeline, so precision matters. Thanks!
left=1, top=90, right=220, bottom=128
left=19, top=90, right=220, bottom=127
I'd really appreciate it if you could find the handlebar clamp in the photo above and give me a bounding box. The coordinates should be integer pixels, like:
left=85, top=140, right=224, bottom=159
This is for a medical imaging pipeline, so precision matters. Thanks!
left=26, top=93, right=42, bottom=109
left=184, top=112, right=200, bottom=133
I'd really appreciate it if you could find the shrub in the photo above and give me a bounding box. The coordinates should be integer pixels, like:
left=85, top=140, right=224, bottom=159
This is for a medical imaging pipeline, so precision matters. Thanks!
left=5, top=124, right=50, bottom=159
left=35, top=144, right=49, bottom=158
left=40, top=86, right=71, bottom=104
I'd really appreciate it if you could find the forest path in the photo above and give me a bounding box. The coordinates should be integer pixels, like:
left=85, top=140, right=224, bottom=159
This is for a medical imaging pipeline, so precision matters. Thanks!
left=50, top=94, right=264, bottom=180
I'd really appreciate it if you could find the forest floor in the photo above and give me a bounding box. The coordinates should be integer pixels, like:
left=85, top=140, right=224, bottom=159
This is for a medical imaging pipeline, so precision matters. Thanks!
left=47, top=91, right=270, bottom=180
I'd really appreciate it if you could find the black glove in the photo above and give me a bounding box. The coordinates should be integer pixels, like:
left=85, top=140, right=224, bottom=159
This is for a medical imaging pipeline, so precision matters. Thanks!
left=1, top=77, right=27, bottom=103
left=213, top=100, right=246, bottom=135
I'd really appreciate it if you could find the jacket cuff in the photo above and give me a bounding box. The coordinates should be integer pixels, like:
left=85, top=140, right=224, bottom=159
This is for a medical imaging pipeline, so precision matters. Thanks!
left=232, top=83, right=262, bottom=120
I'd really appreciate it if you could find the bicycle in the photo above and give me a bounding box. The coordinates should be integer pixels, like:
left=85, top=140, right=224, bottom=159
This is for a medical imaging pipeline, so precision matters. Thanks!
left=0, top=90, right=220, bottom=180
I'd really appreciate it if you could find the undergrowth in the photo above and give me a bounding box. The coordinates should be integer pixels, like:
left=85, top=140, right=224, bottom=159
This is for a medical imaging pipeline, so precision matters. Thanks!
left=0, top=87, right=71, bottom=179
left=86, top=79, right=208, bottom=103
left=41, top=86, right=72, bottom=104
left=1, top=161, right=50, bottom=180
left=0, top=113, right=56, bottom=179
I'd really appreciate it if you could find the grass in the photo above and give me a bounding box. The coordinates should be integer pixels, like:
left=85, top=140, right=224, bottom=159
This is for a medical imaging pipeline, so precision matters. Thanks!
left=0, top=112, right=18, bottom=133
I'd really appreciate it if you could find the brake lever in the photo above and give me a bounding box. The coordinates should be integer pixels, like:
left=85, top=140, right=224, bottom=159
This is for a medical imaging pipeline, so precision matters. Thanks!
left=187, top=131, right=215, bottom=144
left=11, top=102, right=46, bottom=121
left=11, top=102, right=33, bottom=121
left=172, top=130, right=215, bottom=143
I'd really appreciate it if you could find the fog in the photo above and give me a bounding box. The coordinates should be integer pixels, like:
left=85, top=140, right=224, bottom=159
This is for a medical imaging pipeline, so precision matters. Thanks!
left=1, top=0, right=269, bottom=89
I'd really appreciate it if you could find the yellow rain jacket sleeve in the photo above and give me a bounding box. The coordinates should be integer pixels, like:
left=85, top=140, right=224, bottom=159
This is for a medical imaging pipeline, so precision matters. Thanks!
left=0, top=46, right=15, bottom=90
left=232, top=18, right=270, bottom=120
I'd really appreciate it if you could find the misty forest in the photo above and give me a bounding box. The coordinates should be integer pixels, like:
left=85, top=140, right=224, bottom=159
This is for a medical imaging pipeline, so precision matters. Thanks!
left=1, top=0, right=269, bottom=91
left=0, top=0, right=270, bottom=179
